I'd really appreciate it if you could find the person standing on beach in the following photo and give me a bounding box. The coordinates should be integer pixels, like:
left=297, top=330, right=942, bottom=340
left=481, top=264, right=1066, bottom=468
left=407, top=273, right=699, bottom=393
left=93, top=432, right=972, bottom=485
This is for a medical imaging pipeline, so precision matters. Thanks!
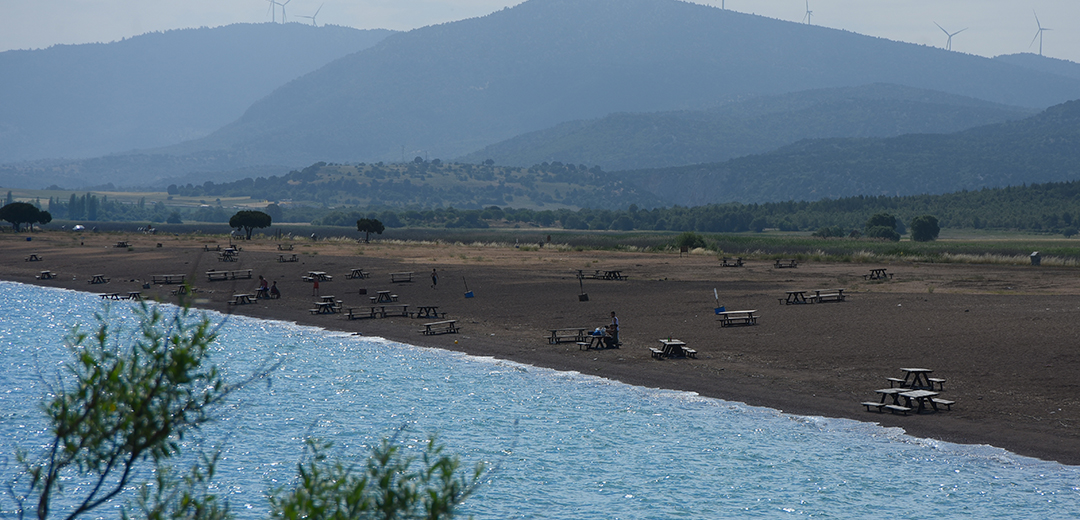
left=607, top=311, right=620, bottom=347
left=312, top=277, right=319, bottom=296
left=431, top=268, right=438, bottom=289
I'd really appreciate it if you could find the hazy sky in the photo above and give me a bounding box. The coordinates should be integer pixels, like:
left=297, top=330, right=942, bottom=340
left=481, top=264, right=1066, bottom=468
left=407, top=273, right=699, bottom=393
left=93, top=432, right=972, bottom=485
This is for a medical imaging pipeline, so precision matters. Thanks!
left=1, top=0, right=1078, bottom=63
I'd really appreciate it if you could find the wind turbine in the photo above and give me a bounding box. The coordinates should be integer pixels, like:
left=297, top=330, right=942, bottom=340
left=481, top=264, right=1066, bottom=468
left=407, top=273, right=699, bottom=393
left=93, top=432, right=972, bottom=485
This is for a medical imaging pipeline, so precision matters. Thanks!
left=934, top=22, right=966, bottom=51
left=266, top=0, right=276, bottom=23
left=802, top=0, right=812, bottom=25
left=297, top=3, right=323, bottom=26
left=274, top=0, right=291, bottom=23
left=1030, top=10, right=1051, bottom=56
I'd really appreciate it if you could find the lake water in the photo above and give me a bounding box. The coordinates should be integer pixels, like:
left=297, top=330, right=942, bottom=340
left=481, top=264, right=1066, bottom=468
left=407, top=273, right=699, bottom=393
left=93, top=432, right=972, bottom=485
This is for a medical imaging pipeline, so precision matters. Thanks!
left=2, top=281, right=1079, bottom=518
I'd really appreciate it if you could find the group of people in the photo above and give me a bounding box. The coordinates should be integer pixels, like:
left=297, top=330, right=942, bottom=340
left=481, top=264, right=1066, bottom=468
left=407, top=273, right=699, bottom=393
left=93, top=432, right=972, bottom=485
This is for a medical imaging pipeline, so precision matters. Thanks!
left=592, top=311, right=620, bottom=348
left=257, top=275, right=280, bottom=298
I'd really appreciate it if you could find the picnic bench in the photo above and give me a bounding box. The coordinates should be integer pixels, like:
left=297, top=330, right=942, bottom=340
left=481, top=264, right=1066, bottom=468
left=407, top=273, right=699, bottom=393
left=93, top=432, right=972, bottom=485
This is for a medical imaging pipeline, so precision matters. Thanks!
left=203, top=244, right=222, bottom=252
left=115, top=241, right=130, bottom=248
left=865, top=268, right=892, bottom=280
left=127, top=292, right=142, bottom=301
left=372, top=304, right=410, bottom=318
left=718, top=310, right=758, bottom=327
left=89, top=274, right=110, bottom=284
left=808, top=289, right=846, bottom=303
left=347, top=268, right=371, bottom=279
left=370, top=290, right=398, bottom=304
left=782, top=291, right=810, bottom=305
left=774, top=259, right=798, bottom=269
left=277, top=243, right=294, bottom=251
left=420, top=320, right=459, bottom=335
left=413, top=306, right=442, bottom=319
left=151, top=274, right=186, bottom=285
left=721, top=257, right=743, bottom=267
left=390, top=272, right=414, bottom=283
left=100, top=292, right=123, bottom=300
left=217, top=251, right=238, bottom=262
left=346, top=307, right=376, bottom=320
left=309, top=301, right=340, bottom=314
left=303, top=271, right=333, bottom=282
left=171, top=285, right=198, bottom=296
left=548, top=328, right=588, bottom=344
left=600, top=270, right=627, bottom=281
left=278, top=254, right=299, bottom=262
left=36, top=270, right=54, bottom=280
left=205, top=269, right=252, bottom=281
left=228, top=294, right=256, bottom=306
left=650, top=339, right=696, bottom=359
left=25, top=253, right=42, bottom=262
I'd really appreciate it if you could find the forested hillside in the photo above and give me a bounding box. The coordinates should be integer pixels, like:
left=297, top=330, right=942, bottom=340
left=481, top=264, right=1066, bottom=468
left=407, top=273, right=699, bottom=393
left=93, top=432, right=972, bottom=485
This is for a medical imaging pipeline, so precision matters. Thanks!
left=628, top=99, right=1080, bottom=205
left=458, top=84, right=1035, bottom=169
left=0, top=23, right=392, bottom=163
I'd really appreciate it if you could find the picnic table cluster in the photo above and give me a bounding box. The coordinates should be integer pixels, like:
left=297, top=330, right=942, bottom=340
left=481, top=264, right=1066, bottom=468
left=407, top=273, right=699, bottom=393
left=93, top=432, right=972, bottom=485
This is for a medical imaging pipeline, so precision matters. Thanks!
left=861, top=368, right=954, bottom=415
left=780, top=289, right=846, bottom=305
left=205, top=269, right=253, bottom=281
left=649, top=338, right=696, bottom=359
left=865, top=268, right=892, bottom=280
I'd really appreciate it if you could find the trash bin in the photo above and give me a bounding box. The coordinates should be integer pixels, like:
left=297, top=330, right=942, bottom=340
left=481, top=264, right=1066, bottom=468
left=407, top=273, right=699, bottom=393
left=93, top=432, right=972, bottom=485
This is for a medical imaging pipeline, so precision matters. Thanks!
left=1030, top=251, right=1041, bottom=266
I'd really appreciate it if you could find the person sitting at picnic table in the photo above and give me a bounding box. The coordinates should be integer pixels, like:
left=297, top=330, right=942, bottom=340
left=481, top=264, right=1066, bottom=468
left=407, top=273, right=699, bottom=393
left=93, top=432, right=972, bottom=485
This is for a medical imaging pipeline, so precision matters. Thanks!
left=258, top=275, right=268, bottom=290
left=270, top=281, right=280, bottom=299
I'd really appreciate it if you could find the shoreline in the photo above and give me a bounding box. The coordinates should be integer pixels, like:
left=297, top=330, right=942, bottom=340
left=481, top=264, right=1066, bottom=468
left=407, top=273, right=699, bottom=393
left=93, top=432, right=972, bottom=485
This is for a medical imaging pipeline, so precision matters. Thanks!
left=5, top=231, right=1080, bottom=466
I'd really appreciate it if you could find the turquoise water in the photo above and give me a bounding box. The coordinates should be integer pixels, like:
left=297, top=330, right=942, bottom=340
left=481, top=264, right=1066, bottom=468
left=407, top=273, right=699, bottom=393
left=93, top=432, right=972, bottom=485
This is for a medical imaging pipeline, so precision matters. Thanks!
left=2, top=281, right=1079, bottom=518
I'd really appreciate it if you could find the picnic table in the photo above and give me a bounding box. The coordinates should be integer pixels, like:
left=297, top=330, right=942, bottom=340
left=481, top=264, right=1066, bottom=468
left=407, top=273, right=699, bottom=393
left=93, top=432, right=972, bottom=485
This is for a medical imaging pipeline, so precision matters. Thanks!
left=548, top=328, right=587, bottom=344
left=309, top=301, right=340, bottom=314
left=600, top=270, right=627, bottom=281
left=127, top=291, right=142, bottom=301
left=413, top=306, right=442, bottom=319
left=370, top=290, right=398, bottom=304
left=346, top=307, right=376, bottom=320
left=721, top=257, right=743, bottom=267
left=36, top=270, right=54, bottom=280
left=171, top=285, right=198, bottom=296
left=204, top=269, right=252, bottom=281
left=277, top=243, right=294, bottom=251
left=25, top=253, right=42, bottom=262
left=718, top=310, right=758, bottom=327
left=347, top=268, right=370, bottom=279
left=865, top=268, right=891, bottom=280
left=115, top=241, right=130, bottom=248
left=228, top=294, right=256, bottom=306
left=390, top=272, right=414, bottom=283
left=278, top=254, right=299, bottom=262
left=420, top=320, right=458, bottom=335
left=303, top=271, right=333, bottom=282
left=899, top=368, right=934, bottom=390
left=899, top=390, right=941, bottom=413
left=100, top=292, right=123, bottom=300
left=218, top=250, right=238, bottom=262
left=89, top=274, right=110, bottom=284
left=650, top=339, right=697, bottom=359
left=372, top=304, right=409, bottom=318
left=783, top=291, right=810, bottom=305
left=808, top=289, right=845, bottom=303
left=774, top=259, right=797, bottom=268
left=151, top=274, right=186, bottom=285
left=863, top=388, right=913, bottom=415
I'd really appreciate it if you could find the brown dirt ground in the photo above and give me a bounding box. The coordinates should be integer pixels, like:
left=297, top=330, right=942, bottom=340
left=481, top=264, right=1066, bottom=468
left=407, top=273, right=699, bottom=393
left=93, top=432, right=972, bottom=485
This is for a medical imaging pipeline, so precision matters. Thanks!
left=4, top=231, right=1080, bottom=465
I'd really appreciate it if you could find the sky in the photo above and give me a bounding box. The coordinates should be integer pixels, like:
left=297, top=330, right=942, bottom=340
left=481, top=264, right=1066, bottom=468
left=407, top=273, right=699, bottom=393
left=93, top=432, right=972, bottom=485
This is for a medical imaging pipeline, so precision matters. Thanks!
left=1, top=0, right=1078, bottom=63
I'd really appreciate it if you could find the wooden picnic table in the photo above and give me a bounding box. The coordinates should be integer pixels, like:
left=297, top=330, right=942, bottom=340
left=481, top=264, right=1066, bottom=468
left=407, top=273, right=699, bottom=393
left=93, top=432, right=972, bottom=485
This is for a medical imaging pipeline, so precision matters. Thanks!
left=650, top=339, right=696, bottom=359
left=310, top=301, right=339, bottom=314
left=721, top=257, right=743, bottom=267
left=863, top=388, right=914, bottom=414
left=370, top=290, right=398, bottom=304
left=115, top=241, right=130, bottom=248
left=774, top=259, right=797, bottom=268
left=413, top=306, right=441, bottom=319
left=36, top=270, right=54, bottom=280
left=100, top=292, right=123, bottom=300
left=372, top=304, right=409, bottom=318
left=899, top=390, right=941, bottom=413
left=600, top=270, right=627, bottom=281
left=809, top=289, right=845, bottom=303
left=865, top=268, right=891, bottom=280
left=346, top=307, right=376, bottom=320
left=347, top=268, right=370, bottom=279
left=229, top=293, right=256, bottom=306
left=718, top=310, right=758, bottom=327
left=152, top=274, right=186, bottom=285
left=783, top=291, right=810, bottom=305
left=89, top=274, right=109, bottom=284
left=218, top=251, right=238, bottom=262
left=390, top=272, right=414, bottom=283
left=420, top=320, right=458, bottom=335
left=127, top=292, right=142, bottom=301
left=304, top=271, right=333, bottom=282
left=25, top=253, right=42, bottom=262
left=278, top=254, right=299, bottom=262
left=547, top=327, right=587, bottom=344
left=899, top=368, right=934, bottom=389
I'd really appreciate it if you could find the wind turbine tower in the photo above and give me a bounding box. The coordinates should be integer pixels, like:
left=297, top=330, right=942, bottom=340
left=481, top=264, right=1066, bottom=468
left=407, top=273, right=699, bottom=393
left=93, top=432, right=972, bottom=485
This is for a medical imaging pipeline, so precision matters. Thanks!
left=297, top=3, right=323, bottom=26
left=802, top=0, right=812, bottom=25
left=1030, top=11, right=1051, bottom=56
left=934, top=22, right=967, bottom=51
left=266, top=0, right=276, bottom=23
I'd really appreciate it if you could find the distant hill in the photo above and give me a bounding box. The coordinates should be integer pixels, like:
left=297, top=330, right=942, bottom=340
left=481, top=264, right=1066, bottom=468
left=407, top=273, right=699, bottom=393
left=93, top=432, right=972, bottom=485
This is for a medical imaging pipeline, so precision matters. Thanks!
left=458, top=84, right=1037, bottom=170
left=626, top=99, right=1080, bottom=205
left=994, top=53, right=1080, bottom=81
left=0, top=23, right=393, bottom=163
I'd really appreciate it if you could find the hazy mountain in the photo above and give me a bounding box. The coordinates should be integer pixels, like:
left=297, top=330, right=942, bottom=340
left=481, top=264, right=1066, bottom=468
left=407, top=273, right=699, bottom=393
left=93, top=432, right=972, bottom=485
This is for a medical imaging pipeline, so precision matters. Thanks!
left=161, top=0, right=1079, bottom=167
left=994, top=53, right=1080, bottom=81
left=626, top=99, right=1080, bottom=205
left=457, top=84, right=1037, bottom=170
left=0, top=23, right=393, bottom=163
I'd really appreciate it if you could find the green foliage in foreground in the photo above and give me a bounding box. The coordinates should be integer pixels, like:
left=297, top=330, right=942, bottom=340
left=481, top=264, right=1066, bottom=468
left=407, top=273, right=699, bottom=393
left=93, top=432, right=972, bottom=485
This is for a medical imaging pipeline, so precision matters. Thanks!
left=8, top=305, right=481, bottom=520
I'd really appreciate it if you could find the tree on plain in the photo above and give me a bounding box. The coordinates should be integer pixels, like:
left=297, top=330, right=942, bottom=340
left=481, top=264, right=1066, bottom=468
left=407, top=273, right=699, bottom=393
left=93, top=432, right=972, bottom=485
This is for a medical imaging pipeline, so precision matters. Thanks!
left=0, top=202, right=51, bottom=232
left=909, top=215, right=941, bottom=242
left=357, top=218, right=385, bottom=243
left=229, top=210, right=272, bottom=240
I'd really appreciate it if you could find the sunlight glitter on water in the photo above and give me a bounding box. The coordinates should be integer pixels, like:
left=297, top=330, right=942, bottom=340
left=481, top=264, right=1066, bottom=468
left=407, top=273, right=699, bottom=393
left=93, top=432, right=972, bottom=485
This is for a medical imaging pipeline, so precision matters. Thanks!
left=2, top=281, right=1079, bottom=519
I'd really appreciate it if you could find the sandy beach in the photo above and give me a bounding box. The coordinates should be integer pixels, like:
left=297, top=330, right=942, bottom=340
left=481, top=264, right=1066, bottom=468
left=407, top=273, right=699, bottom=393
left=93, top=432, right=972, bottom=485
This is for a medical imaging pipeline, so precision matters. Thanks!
left=4, top=231, right=1079, bottom=466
